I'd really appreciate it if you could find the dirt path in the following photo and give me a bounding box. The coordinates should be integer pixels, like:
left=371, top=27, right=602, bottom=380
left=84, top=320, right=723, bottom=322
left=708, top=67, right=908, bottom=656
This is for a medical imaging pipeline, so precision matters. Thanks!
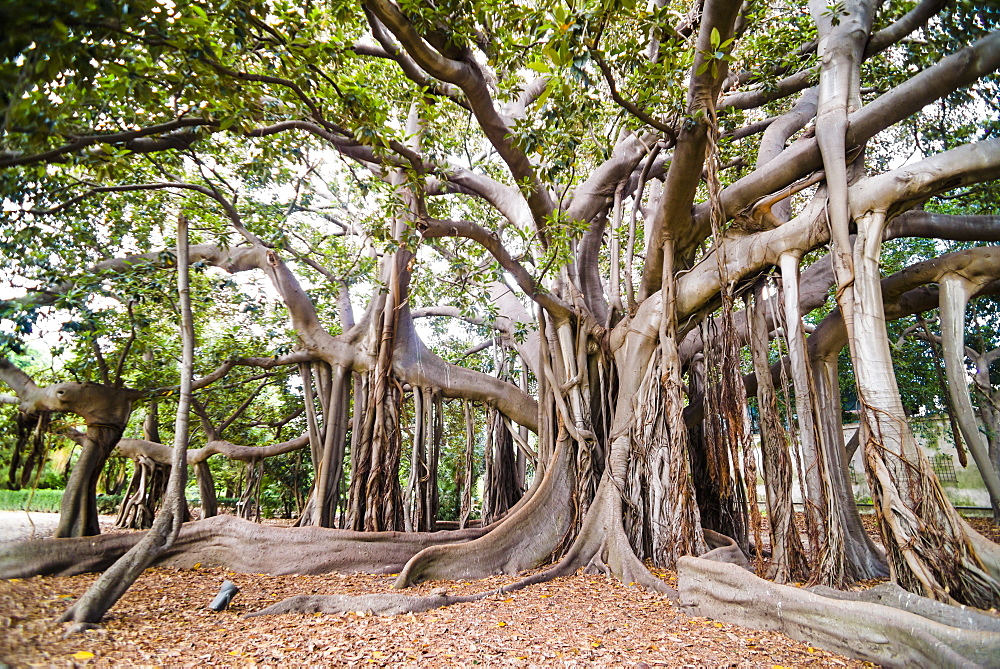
left=0, top=511, right=117, bottom=543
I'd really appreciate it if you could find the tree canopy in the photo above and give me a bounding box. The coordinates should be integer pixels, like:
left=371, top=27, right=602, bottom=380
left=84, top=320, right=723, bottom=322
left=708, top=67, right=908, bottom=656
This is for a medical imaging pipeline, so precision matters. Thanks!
left=2, top=0, right=1000, bottom=659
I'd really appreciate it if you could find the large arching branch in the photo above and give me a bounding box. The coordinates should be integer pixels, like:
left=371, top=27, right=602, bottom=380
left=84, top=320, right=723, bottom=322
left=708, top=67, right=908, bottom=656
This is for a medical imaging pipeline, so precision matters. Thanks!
left=117, top=432, right=311, bottom=466
left=718, top=0, right=948, bottom=113
left=393, top=306, right=538, bottom=432
left=361, top=10, right=469, bottom=109
left=885, top=211, right=1000, bottom=241
left=417, top=216, right=573, bottom=322
left=687, top=29, right=1000, bottom=256
left=675, top=138, right=1000, bottom=323
left=362, top=0, right=556, bottom=235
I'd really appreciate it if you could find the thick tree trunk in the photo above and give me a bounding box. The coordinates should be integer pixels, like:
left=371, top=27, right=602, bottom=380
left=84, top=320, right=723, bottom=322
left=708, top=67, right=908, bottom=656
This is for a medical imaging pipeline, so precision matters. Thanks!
left=57, top=424, right=125, bottom=538
left=811, top=355, right=888, bottom=580
left=778, top=253, right=826, bottom=551
left=346, top=252, right=408, bottom=532
left=395, top=436, right=577, bottom=586
left=195, top=461, right=217, bottom=520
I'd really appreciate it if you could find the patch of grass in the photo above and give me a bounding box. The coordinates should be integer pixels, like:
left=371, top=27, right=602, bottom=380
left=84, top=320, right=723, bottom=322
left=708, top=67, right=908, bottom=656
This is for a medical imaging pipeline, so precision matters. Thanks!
left=0, top=489, right=64, bottom=512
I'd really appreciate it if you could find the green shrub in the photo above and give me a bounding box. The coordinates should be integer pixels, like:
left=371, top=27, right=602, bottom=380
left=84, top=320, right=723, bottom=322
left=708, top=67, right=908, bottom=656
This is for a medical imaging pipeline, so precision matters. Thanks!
left=0, top=488, right=64, bottom=512
left=96, top=494, right=124, bottom=515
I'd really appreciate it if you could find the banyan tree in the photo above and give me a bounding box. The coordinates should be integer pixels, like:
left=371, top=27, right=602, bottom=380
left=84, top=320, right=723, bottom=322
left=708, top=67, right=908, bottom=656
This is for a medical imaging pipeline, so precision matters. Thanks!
left=2, top=0, right=1000, bottom=660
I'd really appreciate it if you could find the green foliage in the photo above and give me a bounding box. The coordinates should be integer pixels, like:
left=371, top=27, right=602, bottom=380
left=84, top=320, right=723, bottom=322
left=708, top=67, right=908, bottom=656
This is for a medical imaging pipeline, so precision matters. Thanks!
left=0, top=488, right=63, bottom=512
left=96, top=493, right=124, bottom=515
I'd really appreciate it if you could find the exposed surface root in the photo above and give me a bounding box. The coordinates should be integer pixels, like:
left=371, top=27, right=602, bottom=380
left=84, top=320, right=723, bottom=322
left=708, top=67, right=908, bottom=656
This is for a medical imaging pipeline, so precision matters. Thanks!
left=679, top=556, right=1000, bottom=667
left=809, top=583, right=1000, bottom=632
left=700, top=529, right=751, bottom=570
left=253, top=472, right=681, bottom=618
left=0, top=515, right=487, bottom=579
left=246, top=590, right=484, bottom=617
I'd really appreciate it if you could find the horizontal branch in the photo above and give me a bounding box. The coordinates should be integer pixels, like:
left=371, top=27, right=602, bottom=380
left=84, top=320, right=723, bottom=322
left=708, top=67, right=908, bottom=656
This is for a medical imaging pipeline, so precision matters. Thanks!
left=689, top=29, right=1000, bottom=254
left=0, top=118, right=212, bottom=168
left=117, top=432, right=310, bottom=466
left=886, top=211, right=1000, bottom=241
left=183, top=352, right=313, bottom=392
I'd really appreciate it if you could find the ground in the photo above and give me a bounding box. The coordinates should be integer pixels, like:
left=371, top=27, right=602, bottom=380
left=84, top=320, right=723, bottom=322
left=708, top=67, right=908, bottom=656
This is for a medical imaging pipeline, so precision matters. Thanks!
left=1, top=565, right=867, bottom=668
left=0, top=511, right=118, bottom=543
left=1, top=513, right=998, bottom=667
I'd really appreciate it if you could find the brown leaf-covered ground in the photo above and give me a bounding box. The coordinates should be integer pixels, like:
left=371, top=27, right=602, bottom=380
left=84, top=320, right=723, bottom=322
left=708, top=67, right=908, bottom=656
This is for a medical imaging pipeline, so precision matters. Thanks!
left=1, top=564, right=868, bottom=668
left=2, top=513, right=998, bottom=667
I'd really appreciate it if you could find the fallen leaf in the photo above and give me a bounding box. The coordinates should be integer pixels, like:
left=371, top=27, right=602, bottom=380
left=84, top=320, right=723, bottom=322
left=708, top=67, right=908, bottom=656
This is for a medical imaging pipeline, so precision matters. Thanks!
left=71, top=651, right=95, bottom=660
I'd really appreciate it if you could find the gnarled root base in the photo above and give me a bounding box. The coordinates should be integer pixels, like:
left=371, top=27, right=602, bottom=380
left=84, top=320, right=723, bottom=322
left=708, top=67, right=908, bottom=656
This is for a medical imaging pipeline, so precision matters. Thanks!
left=678, top=556, right=1000, bottom=667
left=564, top=474, right=675, bottom=595
left=0, top=515, right=487, bottom=579
left=252, top=468, right=688, bottom=618
left=394, top=441, right=575, bottom=587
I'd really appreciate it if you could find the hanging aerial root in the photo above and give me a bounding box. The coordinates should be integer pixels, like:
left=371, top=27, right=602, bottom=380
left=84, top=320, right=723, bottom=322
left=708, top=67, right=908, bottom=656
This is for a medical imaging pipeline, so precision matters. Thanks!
left=864, top=432, right=1000, bottom=610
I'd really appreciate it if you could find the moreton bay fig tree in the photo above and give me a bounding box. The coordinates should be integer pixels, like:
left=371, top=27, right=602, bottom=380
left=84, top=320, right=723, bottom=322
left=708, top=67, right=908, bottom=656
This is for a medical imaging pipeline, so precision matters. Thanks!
left=2, top=0, right=1000, bottom=656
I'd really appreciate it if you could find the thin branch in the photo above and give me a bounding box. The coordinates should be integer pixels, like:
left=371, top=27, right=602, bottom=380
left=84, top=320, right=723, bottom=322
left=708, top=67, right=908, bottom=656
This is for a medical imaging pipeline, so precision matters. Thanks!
left=592, top=49, right=677, bottom=142
left=417, top=216, right=572, bottom=321
left=0, top=118, right=212, bottom=168
left=112, top=301, right=138, bottom=388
